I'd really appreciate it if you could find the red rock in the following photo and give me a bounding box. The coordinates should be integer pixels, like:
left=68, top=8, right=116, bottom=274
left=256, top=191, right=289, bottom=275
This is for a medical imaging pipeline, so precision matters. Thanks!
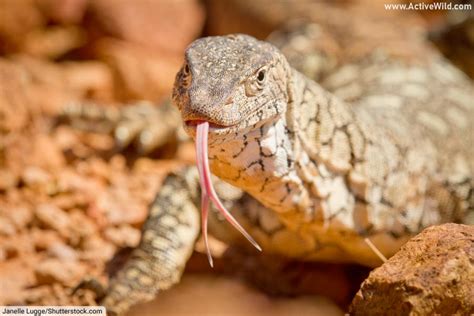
left=68, top=209, right=98, bottom=237
left=80, top=235, right=116, bottom=262
left=92, top=38, right=182, bottom=101
left=35, top=204, right=71, bottom=237
left=0, top=258, right=37, bottom=305
left=351, top=223, right=474, bottom=315
left=0, top=0, right=45, bottom=53
left=0, top=218, right=16, bottom=236
left=62, top=61, right=115, bottom=102
left=96, top=186, right=148, bottom=225
left=48, top=242, right=78, bottom=261
left=6, top=205, right=33, bottom=230
left=37, top=0, right=89, bottom=24
left=0, top=60, right=31, bottom=133
left=21, top=26, right=86, bottom=59
left=30, top=228, right=63, bottom=251
left=21, top=285, right=54, bottom=305
left=22, top=166, right=52, bottom=187
left=7, top=56, right=79, bottom=116
left=82, top=0, right=205, bottom=101
left=103, top=224, right=141, bottom=248
left=35, top=258, right=86, bottom=285
left=0, top=169, right=18, bottom=190
left=87, top=0, right=205, bottom=54
left=0, top=232, right=36, bottom=258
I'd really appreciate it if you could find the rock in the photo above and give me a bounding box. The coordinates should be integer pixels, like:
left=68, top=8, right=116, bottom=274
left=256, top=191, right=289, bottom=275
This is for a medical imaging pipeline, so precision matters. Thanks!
left=35, top=204, right=71, bottom=237
left=48, top=242, right=78, bottom=261
left=62, top=61, right=115, bottom=102
left=87, top=0, right=204, bottom=55
left=350, top=223, right=474, bottom=315
left=0, top=169, right=18, bottom=190
left=0, top=60, right=32, bottom=133
left=92, top=38, right=182, bottom=101
left=68, top=209, right=98, bottom=238
left=80, top=235, right=116, bottom=262
left=5, top=205, right=33, bottom=230
left=31, top=135, right=66, bottom=170
left=0, top=0, right=45, bottom=54
left=22, top=166, right=52, bottom=187
left=84, top=0, right=205, bottom=101
left=35, top=258, right=86, bottom=285
left=0, top=258, right=37, bottom=305
left=30, top=228, right=63, bottom=251
left=21, top=26, right=86, bottom=59
left=0, top=218, right=16, bottom=236
left=103, top=224, right=141, bottom=248
left=96, top=185, right=148, bottom=225
left=0, top=232, right=36, bottom=258
left=37, top=0, right=89, bottom=25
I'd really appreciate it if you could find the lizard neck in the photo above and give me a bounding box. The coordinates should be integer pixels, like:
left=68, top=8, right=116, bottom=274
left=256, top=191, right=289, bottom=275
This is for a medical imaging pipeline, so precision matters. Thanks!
left=208, top=68, right=392, bottom=232
left=208, top=115, right=306, bottom=214
left=209, top=69, right=328, bottom=213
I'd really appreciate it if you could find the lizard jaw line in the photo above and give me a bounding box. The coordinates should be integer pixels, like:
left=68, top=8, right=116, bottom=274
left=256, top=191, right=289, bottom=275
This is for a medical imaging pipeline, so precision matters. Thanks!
left=185, top=119, right=240, bottom=139
left=196, top=121, right=262, bottom=267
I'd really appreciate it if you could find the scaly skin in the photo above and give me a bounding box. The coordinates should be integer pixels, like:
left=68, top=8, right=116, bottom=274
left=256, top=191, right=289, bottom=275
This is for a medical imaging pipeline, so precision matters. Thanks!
left=99, top=171, right=200, bottom=316
left=93, top=34, right=473, bottom=314
left=80, top=18, right=474, bottom=316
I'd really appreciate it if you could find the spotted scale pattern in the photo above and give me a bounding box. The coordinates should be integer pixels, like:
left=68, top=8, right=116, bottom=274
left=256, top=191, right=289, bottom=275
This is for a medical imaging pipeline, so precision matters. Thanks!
left=171, top=35, right=473, bottom=268
left=100, top=171, right=200, bottom=315
left=93, top=24, right=474, bottom=316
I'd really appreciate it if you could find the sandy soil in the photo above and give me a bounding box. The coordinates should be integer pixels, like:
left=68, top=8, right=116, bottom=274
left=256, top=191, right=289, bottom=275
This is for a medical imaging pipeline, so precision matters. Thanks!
left=128, top=274, right=343, bottom=316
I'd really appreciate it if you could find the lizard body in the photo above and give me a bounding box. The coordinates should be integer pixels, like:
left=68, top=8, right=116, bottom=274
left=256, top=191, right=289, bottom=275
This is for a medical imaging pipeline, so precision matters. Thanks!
left=72, top=14, right=474, bottom=316
left=174, top=34, right=473, bottom=266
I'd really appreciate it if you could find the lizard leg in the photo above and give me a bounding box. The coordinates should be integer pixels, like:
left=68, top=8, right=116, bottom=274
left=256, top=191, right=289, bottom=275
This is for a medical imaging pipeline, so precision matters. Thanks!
left=61, top=100, right=182, bottom=154
left=100, top=168, right=200, bottom=315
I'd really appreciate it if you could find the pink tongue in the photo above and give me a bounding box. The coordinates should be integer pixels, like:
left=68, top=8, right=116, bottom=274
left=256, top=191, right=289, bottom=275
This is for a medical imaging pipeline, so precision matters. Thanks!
left=196, top=122, right=262, bottom=267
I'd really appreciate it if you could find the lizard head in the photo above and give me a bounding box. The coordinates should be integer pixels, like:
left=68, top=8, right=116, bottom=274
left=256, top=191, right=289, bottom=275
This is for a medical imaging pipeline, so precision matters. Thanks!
left=172, top=35, right=295, bottom=262
left=173, top=34, right=291, bottom=138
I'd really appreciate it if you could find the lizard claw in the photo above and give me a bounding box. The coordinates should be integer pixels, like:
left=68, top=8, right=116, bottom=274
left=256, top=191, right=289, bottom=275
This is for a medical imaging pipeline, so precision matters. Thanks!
left=70, top=277, right=106, bottom=302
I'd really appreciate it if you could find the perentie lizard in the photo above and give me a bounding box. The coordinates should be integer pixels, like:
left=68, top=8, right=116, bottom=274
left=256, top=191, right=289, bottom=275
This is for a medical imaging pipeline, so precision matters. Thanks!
left=83, top=33, right=474, bottom=316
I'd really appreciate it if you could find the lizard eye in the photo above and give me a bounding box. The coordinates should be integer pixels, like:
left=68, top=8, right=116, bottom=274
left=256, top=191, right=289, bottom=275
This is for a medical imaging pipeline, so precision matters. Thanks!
left=257, top=69, right=265, bottom=82
left=254, top=67, right=268, bottom=89
left=245, top=66, right=268, bottom=96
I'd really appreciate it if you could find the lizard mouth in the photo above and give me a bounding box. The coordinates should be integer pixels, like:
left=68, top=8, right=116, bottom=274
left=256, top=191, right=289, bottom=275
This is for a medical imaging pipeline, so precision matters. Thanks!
left=195, top=121, right=261, bottom=267
left=185, top=119, right=228, bottom=129
left=184, top=119, right=237, bottom=137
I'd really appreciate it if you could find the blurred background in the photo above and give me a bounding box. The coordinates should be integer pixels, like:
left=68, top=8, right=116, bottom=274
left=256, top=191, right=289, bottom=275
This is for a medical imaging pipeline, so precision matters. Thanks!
left=0, top=0, right=472, bottom=315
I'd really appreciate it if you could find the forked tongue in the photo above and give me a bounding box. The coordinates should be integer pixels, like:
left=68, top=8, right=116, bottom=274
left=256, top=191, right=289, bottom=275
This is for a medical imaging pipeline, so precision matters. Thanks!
left=195, top=121, right=262, bottom=267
